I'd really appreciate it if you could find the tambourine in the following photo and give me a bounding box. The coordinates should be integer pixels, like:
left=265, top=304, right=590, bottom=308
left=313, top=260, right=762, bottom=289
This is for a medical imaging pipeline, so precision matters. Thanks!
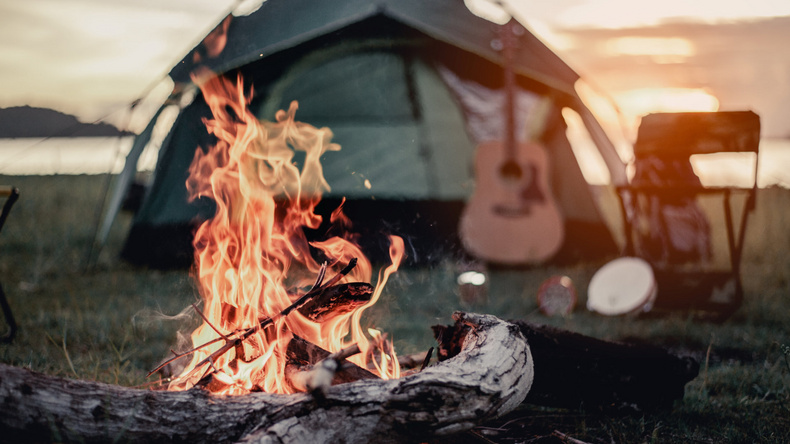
left=587, top=257, right=657, bottom=316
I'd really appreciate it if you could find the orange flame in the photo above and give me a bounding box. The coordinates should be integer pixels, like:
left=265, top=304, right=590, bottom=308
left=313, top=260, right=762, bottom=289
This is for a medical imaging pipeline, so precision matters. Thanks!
left=170, top=72, right=403, bottom=395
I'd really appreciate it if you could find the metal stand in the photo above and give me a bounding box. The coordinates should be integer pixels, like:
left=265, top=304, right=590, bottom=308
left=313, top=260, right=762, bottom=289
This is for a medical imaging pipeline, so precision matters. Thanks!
left=1, top=186, right=19, bottom=343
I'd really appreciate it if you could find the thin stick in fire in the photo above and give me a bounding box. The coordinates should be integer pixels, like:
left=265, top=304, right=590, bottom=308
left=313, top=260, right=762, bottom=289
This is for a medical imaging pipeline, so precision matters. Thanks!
left=147, top=258, right=358, bottom=381
left=191, top=303, right=231, bottom=341
left=293, top=342, right=364, bottom=398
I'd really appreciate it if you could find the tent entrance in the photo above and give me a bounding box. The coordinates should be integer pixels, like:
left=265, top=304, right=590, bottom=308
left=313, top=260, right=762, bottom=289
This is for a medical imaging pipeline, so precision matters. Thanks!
left=255, top=39, right=477, bottom=201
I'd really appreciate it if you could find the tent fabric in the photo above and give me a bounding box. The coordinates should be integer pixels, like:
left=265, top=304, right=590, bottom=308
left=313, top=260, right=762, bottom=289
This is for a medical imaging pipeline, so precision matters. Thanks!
left=169, top=0, right=580, bottom=93
left=437, top=65, right=546, bottom=145
left=114, top=0, right=624, bottom=268
left=252, top=44, right=480, bottom=200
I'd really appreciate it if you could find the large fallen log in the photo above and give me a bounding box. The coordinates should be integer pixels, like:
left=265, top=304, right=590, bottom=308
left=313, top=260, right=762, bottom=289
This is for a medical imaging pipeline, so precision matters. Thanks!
left=514, top=320, right=699, bottom=410
left=434, top=319, right=699, bottom=411
left=0, top=312, right=532, bottom=444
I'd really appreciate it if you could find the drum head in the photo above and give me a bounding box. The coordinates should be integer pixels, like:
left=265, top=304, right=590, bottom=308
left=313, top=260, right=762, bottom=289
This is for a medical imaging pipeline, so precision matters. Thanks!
left=587, top=257, right=657, bottom=316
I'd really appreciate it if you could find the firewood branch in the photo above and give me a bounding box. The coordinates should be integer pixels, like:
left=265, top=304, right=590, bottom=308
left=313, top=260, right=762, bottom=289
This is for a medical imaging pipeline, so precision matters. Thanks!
left=0, top=312, right=533, bottom=444
left=147, top=259, right=358, bottom=381
left=288, top=343, right=363, bottom=397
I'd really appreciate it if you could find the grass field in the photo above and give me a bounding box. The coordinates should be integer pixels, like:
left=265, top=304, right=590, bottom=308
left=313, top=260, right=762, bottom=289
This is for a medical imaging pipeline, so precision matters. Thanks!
left=1, top=174, right=789, bottom=443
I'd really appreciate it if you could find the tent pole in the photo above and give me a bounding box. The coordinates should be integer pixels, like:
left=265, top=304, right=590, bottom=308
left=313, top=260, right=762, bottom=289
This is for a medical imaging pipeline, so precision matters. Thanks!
left=86, top=0, right=245, bottom=269
left=85, top=101, right=136, bottom=270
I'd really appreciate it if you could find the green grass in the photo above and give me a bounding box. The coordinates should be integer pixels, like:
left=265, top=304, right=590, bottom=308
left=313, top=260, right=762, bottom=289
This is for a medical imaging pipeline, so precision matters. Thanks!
left=1, top=174, right=789, bottom=442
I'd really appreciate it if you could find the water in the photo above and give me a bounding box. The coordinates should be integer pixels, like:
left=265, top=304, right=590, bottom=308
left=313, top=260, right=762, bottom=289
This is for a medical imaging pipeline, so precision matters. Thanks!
left=0, top=136, right=788, bottom=188
left=0, top=137, right=143, bottom=176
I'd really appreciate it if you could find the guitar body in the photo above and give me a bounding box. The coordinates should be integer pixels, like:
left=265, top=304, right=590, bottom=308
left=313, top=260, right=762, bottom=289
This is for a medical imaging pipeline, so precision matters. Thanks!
left=460, top=140, right=564, bottom=264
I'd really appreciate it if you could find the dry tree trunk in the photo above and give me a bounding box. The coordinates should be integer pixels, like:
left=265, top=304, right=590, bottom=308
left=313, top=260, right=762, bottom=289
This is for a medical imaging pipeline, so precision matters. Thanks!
left=0, top=312, right=533, bottom=444
left=434, top=319, right=699, bottom=411
left=513, top=320, right=699, bottom=411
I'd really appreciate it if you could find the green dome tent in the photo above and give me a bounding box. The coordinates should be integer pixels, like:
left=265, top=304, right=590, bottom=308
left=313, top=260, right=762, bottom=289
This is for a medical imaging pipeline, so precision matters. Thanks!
left=97, top=0, right=627, bottom=268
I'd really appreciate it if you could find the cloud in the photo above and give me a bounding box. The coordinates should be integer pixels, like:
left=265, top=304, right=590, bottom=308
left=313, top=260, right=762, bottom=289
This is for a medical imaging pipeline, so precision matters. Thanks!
left=0, top=0, right=232, bottom=120
left=2, top=0, right=787, bottom=132
left=554, top=0, right=790, bottom=28
left=556, top=17, right=790, bottom=137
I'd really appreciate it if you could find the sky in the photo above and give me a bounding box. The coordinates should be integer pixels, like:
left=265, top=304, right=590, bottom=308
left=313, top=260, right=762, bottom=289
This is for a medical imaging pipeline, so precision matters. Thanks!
left=1, top=0, right=789, bottom=137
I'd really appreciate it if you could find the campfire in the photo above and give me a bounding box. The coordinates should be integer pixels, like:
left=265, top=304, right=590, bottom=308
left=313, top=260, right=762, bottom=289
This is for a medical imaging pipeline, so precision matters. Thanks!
left=152, top=72, right=405, bottom=395
left=0, top=72, right=699, bottom=444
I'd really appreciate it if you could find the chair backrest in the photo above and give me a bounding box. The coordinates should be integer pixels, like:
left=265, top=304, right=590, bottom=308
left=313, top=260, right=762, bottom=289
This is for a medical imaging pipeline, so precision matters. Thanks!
left=634, top=111, right=760, bottom=158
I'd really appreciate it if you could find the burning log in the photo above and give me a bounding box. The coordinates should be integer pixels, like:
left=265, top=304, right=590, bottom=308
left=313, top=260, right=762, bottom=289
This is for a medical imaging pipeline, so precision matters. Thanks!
left=148, top=260, right=365, bottom=388
left=296, top=282, right=372, bottom=322
left=0, top=312, right=533, bottom=444
left=397, top=348, right=432, bottom=369
left=434, top=318, right=699, bottom=411
left=284, top=335, right=377, bottom=391
left=285, top=340, right=374, bottom=398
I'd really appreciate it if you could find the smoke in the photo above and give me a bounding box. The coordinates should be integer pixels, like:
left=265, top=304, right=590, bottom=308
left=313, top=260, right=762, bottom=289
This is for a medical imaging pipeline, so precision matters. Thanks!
left=132, top=304, right=199, bottom=341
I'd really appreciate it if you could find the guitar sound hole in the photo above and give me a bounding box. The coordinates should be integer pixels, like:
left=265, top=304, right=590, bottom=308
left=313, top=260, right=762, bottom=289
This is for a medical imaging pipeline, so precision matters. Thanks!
left=494, top=204, right=532, bottom=217
left=499, top=161, right=522, bottom=181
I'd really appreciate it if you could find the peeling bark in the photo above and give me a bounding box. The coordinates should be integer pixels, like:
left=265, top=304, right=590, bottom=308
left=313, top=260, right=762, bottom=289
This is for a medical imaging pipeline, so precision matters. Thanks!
left=0, top=312, right=532, bottom=444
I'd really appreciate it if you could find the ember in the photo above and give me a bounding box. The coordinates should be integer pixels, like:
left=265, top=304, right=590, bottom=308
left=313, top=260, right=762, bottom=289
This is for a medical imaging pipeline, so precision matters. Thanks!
left=156, top=73, right=404, bottom=395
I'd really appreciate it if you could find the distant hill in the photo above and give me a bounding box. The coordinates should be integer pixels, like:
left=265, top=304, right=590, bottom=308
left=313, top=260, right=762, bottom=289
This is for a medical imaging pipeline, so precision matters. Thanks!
left=0, top=106, right=133, bottom=138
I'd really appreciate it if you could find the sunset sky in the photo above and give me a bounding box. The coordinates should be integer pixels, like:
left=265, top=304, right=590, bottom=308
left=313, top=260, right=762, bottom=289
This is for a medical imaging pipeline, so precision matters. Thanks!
left=1, top=0, right=789, bottom=138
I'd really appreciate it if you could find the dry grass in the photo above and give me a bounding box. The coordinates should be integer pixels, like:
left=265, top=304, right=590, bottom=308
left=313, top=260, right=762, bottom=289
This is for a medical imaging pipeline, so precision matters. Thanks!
left=1, top=174, right=789, bottom=442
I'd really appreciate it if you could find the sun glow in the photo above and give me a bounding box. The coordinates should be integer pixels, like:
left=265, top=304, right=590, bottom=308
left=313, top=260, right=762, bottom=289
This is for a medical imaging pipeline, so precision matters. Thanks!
left=463, top=0, right=510, bottom=24
left=615, top=87, right=719, bottom=117
left=605, top=37, right=695, bottom=63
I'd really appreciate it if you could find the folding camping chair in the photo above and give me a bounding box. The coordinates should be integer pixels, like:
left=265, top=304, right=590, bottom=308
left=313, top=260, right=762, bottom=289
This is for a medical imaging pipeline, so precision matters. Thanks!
left=0, top=186, right=19, bottom=342
left=616, top=111, right=760, bottom=319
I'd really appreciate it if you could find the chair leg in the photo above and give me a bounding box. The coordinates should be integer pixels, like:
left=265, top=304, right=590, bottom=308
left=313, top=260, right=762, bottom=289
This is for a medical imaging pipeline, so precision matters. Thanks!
left=0, top=283, right=16, bottom=343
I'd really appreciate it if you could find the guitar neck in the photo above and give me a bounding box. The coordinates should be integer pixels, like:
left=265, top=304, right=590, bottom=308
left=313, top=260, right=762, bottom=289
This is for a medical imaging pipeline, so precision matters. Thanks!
left=502, top=19, right=517, bottom=161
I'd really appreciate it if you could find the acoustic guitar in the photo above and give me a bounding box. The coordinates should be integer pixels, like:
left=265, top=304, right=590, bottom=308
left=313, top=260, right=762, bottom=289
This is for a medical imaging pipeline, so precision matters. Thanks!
left=459, top=19, right=564, bottom=264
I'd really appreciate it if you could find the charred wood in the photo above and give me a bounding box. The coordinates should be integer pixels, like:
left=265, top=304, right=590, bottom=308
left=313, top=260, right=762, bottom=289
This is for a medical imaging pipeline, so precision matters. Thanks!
left=296, top=282, right=373, bottom=322
left=398, top=349, right=430, bottom=369
left=285, top=335, right=377, bottom=387
left=286, top=342, right=368, bottom=399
